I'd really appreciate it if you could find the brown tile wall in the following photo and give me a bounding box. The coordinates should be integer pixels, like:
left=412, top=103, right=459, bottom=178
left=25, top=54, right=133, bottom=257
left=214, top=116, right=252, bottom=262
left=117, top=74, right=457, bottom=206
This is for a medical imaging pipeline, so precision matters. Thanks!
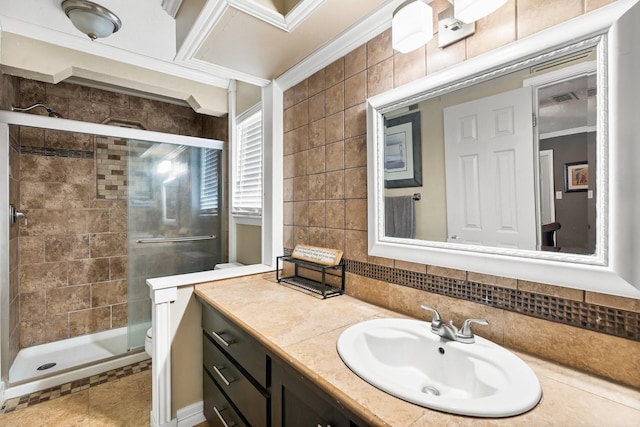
left=282, top=0, right=640, bottom=386
left=9, top=76, right=227, bottom=348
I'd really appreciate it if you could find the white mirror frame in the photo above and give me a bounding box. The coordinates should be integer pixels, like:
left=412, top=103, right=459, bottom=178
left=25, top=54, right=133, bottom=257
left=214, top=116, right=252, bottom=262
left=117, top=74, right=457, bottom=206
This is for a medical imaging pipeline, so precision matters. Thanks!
left=367, top=0, right=640, bottom=298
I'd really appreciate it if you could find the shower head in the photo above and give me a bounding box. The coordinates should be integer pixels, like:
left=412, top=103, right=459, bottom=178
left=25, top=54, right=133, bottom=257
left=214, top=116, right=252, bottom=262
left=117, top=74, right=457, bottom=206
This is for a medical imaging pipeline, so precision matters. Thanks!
left=11, top=103, right=63, bottom=118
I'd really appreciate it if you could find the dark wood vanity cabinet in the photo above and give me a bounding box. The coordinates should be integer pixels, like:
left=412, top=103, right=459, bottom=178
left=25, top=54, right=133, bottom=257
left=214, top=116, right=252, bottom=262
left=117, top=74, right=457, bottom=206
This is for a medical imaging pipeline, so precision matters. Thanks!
left=271, top=361, right=357, bottom=427
left=201, top=300, right=270, bottom=427
left=199, top=298, right=364, bottom=427
left=203, top=369, right=247, bottom=427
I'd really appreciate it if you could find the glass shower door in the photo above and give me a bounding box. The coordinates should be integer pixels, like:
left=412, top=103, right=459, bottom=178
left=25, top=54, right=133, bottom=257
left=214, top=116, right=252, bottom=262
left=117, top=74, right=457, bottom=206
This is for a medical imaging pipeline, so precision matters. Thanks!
left=127, top=140, right=222, bottom=350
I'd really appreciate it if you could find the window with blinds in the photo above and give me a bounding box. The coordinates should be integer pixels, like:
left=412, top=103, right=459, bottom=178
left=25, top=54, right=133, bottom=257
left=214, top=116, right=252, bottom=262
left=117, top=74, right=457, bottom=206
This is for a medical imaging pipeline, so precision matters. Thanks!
left=200, top=148, right=219, bottom=214
left=233, top=108, right=262, bottom=217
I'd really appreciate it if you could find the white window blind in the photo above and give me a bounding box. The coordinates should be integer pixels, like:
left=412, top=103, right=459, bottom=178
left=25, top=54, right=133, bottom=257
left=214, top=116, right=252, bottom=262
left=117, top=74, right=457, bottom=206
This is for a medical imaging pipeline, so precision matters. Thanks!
left=200, top=148, right=219, bottom=214
left=233, top=108, right=262, bottom=217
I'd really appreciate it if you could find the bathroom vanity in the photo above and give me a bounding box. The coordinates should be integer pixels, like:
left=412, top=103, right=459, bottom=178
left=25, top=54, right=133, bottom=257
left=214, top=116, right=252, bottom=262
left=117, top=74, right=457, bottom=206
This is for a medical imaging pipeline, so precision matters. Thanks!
left=194, top=273, right=640, bottom=426
left=199, top=298, right=365, bottom=426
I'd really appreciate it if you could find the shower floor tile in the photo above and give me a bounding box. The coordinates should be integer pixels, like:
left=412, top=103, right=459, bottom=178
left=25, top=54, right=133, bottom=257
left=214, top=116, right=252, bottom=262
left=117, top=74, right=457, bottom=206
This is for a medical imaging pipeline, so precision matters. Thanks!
left=0, top=359, right=151, bottom=419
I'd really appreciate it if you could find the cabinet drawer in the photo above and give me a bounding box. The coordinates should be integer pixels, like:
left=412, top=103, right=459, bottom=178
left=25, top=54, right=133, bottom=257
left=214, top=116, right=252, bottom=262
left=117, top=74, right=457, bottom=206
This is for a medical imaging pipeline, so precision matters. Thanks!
left=203, top=370, right=247, bottom=427
left=203, top=335, right=269, bottom=427
left=202, top=301, right=268, bottom=387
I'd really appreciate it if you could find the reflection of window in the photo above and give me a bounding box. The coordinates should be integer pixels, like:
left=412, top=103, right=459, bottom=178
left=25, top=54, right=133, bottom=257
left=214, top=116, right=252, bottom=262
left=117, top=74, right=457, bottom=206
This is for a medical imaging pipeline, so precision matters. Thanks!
left=200, top=148, right=219, bottom=214
left=233, top=106, right=262, bottom=218
left=162, top=177, right=178, bottom=223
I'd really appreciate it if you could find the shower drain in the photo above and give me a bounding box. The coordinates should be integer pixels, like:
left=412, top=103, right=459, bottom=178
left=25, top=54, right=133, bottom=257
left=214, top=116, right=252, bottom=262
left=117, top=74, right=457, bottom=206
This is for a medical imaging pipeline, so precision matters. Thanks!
left=422, top=386, right=441, bottom=396
left=37, top=362, right=57, bottom=371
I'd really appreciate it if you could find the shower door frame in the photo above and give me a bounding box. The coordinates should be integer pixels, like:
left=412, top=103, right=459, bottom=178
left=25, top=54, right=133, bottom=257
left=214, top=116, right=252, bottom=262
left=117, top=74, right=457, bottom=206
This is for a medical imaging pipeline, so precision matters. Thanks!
left=0, top=123, right=10, bottom=391
left=0, top=111, right=224, bottom=389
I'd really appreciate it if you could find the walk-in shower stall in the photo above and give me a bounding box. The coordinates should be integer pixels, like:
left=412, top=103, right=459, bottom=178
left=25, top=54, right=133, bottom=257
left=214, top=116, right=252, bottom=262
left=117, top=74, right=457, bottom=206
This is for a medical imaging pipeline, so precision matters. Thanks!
left=0, top=111, right=224, bottom=398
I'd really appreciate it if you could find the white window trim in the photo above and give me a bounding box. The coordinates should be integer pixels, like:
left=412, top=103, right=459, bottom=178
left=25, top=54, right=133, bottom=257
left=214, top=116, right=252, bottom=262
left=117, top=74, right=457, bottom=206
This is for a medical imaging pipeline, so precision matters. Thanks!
left=227, top=81, right=283, bottom=267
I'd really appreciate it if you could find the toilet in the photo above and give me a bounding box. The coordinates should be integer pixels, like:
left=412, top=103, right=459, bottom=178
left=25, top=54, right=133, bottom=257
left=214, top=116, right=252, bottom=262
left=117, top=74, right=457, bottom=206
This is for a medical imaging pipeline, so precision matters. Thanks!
left=145, top=328, right=153, bottom=358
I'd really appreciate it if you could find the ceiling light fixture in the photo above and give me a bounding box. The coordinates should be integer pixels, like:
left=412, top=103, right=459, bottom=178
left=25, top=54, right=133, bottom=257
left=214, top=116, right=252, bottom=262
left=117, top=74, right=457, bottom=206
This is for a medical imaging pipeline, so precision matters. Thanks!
left=392, top=0, right=434, bottom=54
left=453, top=0, right=508, bottom=24
left=61, top=0, right=122, bottom=40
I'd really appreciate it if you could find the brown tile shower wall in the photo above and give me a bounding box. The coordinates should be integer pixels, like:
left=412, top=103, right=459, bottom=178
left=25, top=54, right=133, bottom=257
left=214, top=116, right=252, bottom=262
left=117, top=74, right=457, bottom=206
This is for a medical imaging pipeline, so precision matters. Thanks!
left=282, top=0, right=640, bottom=385
left=18, top=138, right=128, bottom=347
left=10, top=77, right=227, bottom=348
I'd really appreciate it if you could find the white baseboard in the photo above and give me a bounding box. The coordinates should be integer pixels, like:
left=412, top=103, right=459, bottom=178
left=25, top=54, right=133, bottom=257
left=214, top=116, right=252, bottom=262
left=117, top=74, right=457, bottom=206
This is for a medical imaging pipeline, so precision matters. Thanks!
left=150, top=411, right=177, bottom=427
left=176, top=401, right=206, bottom=427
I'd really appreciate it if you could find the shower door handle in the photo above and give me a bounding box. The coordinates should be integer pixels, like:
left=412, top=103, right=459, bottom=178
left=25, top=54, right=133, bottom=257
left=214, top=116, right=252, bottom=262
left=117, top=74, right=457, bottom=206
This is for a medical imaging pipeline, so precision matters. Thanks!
left=135, top=235, right=216, bottom=244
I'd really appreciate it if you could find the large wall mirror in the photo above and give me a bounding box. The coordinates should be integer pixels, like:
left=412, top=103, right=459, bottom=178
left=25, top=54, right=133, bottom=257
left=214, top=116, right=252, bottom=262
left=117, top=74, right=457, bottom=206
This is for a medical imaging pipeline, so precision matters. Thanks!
left=367, top=0, right=640, bottom=298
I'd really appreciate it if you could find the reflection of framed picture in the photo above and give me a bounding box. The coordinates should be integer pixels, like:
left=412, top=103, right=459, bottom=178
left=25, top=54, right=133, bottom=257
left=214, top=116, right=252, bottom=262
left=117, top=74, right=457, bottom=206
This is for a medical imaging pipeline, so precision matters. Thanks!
left=384, top=111, right=422, bottom=188
left=564, top=161, right=589, bottom=192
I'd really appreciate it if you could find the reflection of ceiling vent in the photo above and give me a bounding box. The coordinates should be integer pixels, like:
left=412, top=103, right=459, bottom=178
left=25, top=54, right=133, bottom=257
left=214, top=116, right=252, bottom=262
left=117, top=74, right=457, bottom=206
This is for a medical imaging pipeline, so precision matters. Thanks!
left=587, top=88, right=597, bottom=97
left=552, top=92, right=578, bottom=103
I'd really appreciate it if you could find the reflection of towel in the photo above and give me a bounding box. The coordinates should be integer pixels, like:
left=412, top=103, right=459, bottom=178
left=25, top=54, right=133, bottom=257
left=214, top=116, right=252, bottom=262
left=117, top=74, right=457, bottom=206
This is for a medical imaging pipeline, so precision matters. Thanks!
left=385, top=196, right=415, bottom=238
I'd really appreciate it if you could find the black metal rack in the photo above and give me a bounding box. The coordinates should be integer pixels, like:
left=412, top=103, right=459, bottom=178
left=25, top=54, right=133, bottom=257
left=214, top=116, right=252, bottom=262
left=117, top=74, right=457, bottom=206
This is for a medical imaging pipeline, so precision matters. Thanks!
left=276, top=255, right=345, bottom=299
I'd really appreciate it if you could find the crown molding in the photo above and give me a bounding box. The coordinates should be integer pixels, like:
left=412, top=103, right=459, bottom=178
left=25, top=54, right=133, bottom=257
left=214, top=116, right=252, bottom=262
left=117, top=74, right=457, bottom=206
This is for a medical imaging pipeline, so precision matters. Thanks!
left=175, top=0, right=229, bottom=62
left=284, top=0, right=325, bottom=29
left=175, top=0, right=324, bottom=65
left=227, top=0, right=288, bottom=30
left=174, top=0, right=325, bottom=87
left=172, top=0, right=280, bottom=87
left=162, top=0, right=184, bottom=18
left=176, top=57, right=271, bottom=87
left=276, top=0, right=403, bottom=91
left=227, top=0, right=325, bottom=32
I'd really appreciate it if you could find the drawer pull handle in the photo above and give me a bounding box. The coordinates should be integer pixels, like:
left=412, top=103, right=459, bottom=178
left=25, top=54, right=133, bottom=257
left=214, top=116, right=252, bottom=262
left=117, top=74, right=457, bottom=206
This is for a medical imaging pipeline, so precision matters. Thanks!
left=213, top=405, right=235, bottom=427
left=211, top=330, right=235, bottom=347
left=213, top=365, right=235, bottom=386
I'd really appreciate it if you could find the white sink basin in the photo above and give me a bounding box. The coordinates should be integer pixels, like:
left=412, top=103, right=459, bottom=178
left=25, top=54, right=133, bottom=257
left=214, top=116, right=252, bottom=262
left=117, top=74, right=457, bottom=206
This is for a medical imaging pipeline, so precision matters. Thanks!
left=337, top=318, right=542, bottom=417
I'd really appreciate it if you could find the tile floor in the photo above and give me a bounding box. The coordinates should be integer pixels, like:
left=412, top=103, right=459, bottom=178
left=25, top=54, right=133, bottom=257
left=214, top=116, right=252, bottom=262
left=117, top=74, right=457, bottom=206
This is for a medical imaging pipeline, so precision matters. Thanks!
left=0, top=359, right=210, bottom=426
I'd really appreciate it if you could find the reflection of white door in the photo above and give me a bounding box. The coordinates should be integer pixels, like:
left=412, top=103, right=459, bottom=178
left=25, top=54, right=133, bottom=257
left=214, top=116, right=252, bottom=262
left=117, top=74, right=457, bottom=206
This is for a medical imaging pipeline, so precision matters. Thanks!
left=443, top=87, right=537, bottom=249
left=539, top=149, right=556, bottom=225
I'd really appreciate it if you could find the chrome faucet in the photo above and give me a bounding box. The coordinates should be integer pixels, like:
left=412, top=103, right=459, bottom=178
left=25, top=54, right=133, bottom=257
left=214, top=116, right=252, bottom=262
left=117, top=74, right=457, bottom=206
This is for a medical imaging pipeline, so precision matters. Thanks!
left=420, top=304, right=488, bottom=344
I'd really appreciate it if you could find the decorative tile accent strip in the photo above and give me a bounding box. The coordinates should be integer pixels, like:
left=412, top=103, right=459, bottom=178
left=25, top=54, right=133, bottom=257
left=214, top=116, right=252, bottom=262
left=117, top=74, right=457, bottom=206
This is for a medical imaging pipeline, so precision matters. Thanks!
left=96, top=136, right=128, bottom=200
left=341, top=259, right=640, bottom=342
left=20, top=145, right=94, bottom=159
left=0, top=359, right=151, bottom=414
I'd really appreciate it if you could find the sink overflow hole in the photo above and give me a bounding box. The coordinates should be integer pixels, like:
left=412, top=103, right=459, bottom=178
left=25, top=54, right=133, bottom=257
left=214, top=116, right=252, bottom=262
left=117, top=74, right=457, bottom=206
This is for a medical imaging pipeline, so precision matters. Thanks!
left=422, top=386, right=441, bottom=396
left=37, top=362, right=56, bottom=371
left=438, top=347, right=445, bottom=354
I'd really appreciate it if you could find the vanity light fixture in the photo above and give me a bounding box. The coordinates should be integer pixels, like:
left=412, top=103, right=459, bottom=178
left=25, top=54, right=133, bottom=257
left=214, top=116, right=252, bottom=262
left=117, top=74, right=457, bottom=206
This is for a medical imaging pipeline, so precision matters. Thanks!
left=453, top=0, right=508, bottom=24
left=392, top=0, right=434, bottom=53
left=61, top=0, right=122, bottom=40
left=437, top=0, right=508, bottom=48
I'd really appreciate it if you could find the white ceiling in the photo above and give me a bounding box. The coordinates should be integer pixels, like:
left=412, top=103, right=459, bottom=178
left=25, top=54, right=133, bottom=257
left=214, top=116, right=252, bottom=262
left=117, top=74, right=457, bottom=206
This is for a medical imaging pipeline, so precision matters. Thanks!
left=0, top=0, right=400, bottom=115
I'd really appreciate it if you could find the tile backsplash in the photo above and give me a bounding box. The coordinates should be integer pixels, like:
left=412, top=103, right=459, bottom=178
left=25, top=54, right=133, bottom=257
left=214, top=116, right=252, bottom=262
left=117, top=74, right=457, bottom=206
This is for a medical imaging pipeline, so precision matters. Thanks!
left=282, top=0, right=640, bottom=387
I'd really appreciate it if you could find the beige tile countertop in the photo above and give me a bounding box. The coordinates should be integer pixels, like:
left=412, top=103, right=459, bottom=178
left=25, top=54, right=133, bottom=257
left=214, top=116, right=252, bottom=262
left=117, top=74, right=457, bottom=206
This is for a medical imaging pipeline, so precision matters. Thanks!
left=195, top=273, right=640, bottom=427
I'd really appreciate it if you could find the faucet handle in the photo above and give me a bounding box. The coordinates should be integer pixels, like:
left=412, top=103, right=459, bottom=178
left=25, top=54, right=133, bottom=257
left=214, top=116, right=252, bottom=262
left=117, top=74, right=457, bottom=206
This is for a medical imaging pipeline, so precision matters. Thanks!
left=420, top=304, right=442, bottom=329
left=456, top=318, right=489, bottom=343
